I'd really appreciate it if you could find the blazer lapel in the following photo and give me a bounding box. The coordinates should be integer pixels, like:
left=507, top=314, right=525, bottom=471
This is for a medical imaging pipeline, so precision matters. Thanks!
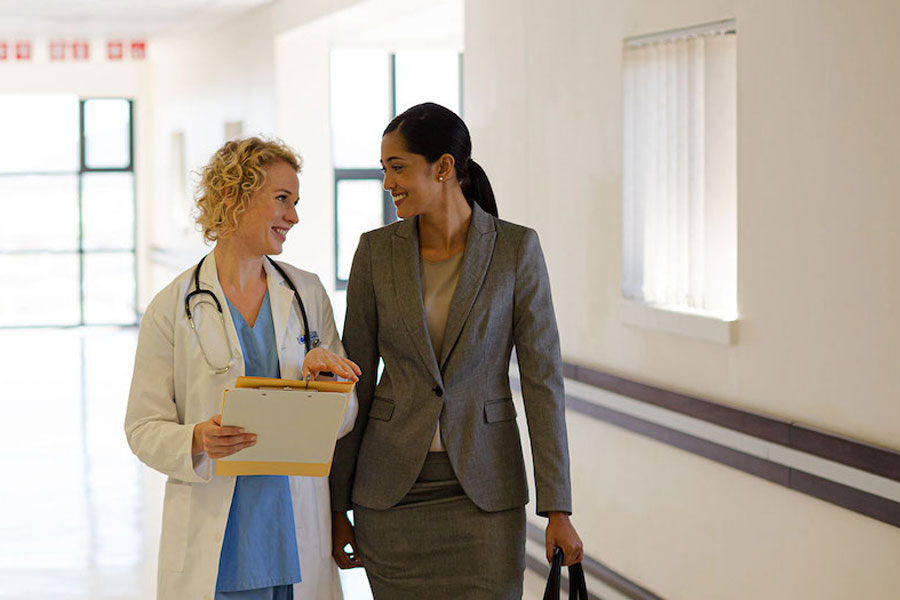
left=392, top=217, right=443, bottom=385
left=439, top=204, right=497, bottom=368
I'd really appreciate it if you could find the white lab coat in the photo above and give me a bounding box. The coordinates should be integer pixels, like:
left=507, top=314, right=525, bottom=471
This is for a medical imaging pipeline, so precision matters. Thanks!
left=125, top=252, right=357, bottom=600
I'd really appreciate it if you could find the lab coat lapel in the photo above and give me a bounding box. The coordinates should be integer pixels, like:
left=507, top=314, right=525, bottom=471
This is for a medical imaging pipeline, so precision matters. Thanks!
left=263, top=258, right=297, bottom=361
left=392, top=217, right=442, bottom=385
left=438, top=204, right=497, bottom=368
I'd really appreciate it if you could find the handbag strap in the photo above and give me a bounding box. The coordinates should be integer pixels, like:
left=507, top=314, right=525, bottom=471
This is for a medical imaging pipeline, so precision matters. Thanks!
left=542, top=547, right=564, bottom=600
left=543, top=547, right=589, bottom=600
left=568, top=560, right=589, bottom=599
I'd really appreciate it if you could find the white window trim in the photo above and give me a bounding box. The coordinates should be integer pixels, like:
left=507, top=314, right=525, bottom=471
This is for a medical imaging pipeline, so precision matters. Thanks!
left=618, top=298, right=738, bottom=345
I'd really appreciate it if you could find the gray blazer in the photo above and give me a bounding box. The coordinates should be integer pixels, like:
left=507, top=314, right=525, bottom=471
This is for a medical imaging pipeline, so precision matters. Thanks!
left=330, top=203, right=572, bottom=516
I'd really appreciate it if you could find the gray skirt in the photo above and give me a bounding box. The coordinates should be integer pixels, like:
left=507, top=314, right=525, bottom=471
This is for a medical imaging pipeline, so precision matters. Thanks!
left=354, top=452, right=525, bottom=600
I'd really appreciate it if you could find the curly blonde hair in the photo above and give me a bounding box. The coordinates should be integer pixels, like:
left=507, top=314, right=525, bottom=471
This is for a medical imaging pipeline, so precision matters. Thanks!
left=194, top=137, right=302, bottom=242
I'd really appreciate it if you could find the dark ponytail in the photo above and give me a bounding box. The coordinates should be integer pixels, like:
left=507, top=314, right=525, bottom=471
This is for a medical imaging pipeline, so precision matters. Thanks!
left=460, top=159, right=497, bottom=218
left=384, top=102, right=498, bottom=217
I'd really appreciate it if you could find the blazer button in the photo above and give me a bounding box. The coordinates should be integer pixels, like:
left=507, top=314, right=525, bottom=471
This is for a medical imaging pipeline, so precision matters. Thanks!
left=432, top=386, right=443, bottom=397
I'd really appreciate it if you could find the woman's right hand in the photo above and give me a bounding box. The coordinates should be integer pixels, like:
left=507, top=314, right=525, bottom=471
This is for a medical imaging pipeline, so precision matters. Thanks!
left=302, top=347, right=361, bottom=382
left=192, top=414, right=257, bottom=458
left=331, top=511, right=363, bottom=569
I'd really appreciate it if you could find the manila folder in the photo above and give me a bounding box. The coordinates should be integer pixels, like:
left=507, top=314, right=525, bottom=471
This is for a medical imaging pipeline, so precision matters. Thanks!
left=216, top=387, right=348, bottom=477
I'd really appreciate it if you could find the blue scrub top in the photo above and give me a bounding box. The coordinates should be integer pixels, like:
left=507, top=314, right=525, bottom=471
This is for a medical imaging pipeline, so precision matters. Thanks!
left=217, top=289, right=301, bottom=592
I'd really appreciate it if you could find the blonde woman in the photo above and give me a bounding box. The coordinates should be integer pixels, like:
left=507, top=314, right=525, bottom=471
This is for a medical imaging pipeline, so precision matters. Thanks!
left=125, top=137, right=360, bottom=600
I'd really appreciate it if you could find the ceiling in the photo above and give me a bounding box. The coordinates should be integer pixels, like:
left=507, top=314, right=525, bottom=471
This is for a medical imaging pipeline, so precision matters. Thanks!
left=0, top=0, right=274, bottom=38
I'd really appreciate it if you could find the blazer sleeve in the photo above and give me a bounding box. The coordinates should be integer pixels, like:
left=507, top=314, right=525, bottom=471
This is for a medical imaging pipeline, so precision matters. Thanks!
left=330, top=234, right=380, bottom=512
left=124, top=293, right=213, bottom=483
left=513, top=228, right=573, bottom=515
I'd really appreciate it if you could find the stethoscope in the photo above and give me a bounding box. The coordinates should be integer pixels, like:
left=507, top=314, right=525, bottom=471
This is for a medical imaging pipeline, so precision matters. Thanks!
left=184, top=255, right=315, bottom=374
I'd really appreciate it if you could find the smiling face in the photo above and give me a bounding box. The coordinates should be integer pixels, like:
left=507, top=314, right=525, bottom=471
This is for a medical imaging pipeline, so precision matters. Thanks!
left=230, top=160, right=300, bottom=256
left=381, top=130, right=442, bottom=220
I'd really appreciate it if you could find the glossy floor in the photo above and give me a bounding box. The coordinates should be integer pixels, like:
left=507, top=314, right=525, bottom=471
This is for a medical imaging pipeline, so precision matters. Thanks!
left=0, top=327, right=548, bottom=599
left=0, top=328, right=361, bottom=599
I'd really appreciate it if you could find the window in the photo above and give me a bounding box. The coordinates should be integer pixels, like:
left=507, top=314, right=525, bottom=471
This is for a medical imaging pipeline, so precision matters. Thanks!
left=0, top=94, right=137, bottom=327
left=330, top=49, right=393, bottom=295
left=622, top=21, right=737, bottom=321
left=330, top=48, right=462, bottom=291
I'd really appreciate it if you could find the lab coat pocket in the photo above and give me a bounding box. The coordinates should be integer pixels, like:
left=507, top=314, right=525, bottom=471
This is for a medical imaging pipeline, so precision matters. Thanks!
left=159, top=480, right=191, bottom=572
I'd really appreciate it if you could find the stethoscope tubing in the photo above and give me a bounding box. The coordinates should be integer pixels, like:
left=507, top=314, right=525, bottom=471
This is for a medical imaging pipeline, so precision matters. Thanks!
left=263, top=256, right=312, bottom=356
left=184, top=255, right=312, bottom=371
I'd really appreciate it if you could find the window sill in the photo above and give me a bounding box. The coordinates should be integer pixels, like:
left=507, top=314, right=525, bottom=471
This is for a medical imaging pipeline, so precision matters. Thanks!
left=618, top=299, right=738, bottom=345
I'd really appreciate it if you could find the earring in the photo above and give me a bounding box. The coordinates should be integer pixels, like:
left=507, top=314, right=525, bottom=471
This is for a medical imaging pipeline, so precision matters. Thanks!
left=438, top=176, right=444, bottom=182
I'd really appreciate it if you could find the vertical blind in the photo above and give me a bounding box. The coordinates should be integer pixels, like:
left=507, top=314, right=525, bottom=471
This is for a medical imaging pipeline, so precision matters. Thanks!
left=623, top=25, right=737, bottom=317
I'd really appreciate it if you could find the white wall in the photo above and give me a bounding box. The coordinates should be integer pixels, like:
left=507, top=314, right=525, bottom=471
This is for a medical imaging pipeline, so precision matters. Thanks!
left=273, top=0, right=462, bottom=319
left=467, top=0, right=900, bottom=598
left=274, top=25, right=335, bottom=284
left=467, top=0, right=899, bottom=452
left=143, top=0, right=462, bottom=308
left=140, top=0, right=367, bottom=305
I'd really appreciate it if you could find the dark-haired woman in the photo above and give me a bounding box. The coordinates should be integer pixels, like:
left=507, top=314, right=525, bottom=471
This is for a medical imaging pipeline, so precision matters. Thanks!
left=330, top=103, right=582, bottom=599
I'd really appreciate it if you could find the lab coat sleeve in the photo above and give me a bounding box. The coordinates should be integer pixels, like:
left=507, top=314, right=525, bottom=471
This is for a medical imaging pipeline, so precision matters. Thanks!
left=310, top=273, right=359, bottom=438
left=124, top=294, right=213, bottom=483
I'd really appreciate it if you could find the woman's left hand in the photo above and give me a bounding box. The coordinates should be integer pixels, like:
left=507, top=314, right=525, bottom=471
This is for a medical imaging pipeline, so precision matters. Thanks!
left=302, top=347, right=361, bottom=381
left=545, top=511, right=584, bottom=566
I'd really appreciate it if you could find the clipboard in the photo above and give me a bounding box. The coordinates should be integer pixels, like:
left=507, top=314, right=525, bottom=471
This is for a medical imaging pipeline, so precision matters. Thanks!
left=215, top=376, right=354, bottom=477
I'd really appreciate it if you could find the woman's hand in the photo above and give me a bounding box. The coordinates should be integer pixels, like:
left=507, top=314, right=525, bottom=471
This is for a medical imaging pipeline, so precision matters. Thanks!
left=545, top=512, right=584, bottom=566
left=331, top=511, right=363, bottom=569
left=302, top=347, right=361, bottom=381
left=192, top=414, right=257, bottom=459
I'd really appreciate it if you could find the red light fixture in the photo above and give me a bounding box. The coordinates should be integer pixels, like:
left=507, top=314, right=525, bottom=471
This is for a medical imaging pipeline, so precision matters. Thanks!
left=108, top=40, right=124, bottom=60
left=131, top=40, right=146, bottom=60
left=72, top=40, right=90, bottom=61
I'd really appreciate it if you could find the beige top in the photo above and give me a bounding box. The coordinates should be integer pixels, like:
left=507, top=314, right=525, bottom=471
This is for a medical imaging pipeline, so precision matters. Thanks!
left=421, top=250, right=464, bottom=452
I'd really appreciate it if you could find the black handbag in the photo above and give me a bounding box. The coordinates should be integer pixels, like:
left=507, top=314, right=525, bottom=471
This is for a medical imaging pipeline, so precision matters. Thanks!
left=542, top=547, right=589, bottom=600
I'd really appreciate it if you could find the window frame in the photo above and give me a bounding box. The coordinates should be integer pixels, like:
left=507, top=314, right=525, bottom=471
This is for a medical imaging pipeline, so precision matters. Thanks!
left=621, top=21, right=738, bottom=343
left=0, top=96, right=137, bottom=328
left=332, top=51, right=463, bottom=290
left=333, top=168, right=395, bottom=291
